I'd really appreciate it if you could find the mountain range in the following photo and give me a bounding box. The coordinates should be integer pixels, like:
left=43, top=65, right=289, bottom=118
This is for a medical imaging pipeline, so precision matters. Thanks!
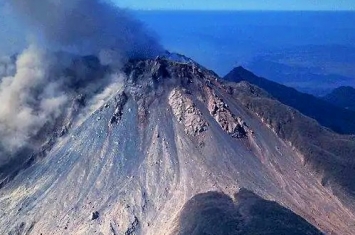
left=225, top=67, right=355, bottom=135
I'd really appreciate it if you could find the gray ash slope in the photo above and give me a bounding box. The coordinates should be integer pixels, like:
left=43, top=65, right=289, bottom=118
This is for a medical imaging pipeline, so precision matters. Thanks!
left=1, top=56, right=355, bottom=234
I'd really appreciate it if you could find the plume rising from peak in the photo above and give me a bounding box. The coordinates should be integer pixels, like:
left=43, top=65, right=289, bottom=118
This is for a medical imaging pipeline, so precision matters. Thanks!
left=8, top=0, right=163, bottom=61
left=0, top=0, right=163, bottom=161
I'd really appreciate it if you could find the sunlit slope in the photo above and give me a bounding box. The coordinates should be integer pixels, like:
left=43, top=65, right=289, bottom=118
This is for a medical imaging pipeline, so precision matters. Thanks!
left=1, top=58, right=354, bottom=234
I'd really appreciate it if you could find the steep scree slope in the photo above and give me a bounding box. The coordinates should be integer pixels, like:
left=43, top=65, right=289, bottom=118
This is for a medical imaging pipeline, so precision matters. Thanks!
left=0, top=57, right=354, bottom=234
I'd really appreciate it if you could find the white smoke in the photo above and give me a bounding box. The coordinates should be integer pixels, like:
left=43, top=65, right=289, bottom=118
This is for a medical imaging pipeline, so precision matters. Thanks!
left=0, top=45, right=68, bottom=156
left=86, top=73, right=125, bottom=114
left=0, top=0, right=163, bottom=162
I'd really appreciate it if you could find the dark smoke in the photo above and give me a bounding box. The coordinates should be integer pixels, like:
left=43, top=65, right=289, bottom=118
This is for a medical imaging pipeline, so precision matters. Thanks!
left=9, top=0, right=163, bottom=62
left=0, top=0, right=163, bottom=163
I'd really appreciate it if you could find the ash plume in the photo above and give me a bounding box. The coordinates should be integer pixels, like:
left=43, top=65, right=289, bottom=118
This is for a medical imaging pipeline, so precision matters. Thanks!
left=9, top=0, right=163, bottom=63
left=0, top=0, right=163, bottom=163
left=0, top=45, right=68, bottom=158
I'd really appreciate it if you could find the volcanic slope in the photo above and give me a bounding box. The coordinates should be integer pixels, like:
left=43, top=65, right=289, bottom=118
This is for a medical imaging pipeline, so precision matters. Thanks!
left=1, top=57, right=355, bottom=234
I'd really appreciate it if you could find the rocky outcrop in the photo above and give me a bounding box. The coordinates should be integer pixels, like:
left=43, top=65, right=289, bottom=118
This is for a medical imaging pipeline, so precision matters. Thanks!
left=169, top=88, right=208, bottom=136
left=91, top=211, right=99, bottom=220
left=205, top=87, right=249, bottom=138
left=110, top=92, right=128, bottom=125
left=125, top=216, right=139, bottom=235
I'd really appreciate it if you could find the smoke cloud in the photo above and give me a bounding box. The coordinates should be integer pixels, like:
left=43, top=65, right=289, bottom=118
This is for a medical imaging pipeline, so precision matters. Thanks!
left=9, top=0, right=163, bottom=63
left=0, top=45, right=68, bottom=156
left=0, top=0, right=163, bottom=163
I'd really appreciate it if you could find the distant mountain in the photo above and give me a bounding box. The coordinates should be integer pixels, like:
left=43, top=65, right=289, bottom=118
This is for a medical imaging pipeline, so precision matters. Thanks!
left=224, top=66, right=355, bottom=135
left=245, top=45, right=355, bottom=95
left=323, top=86, right=355, bottom=111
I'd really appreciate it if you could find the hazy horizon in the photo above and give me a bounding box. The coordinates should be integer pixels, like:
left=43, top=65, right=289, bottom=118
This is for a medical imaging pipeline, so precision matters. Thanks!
left=135, top=10, right=355, bottom=94
left=116, top=0, right=355, bottom=11
left=132, top=9, right=355, bottom=12
left=1, top=8, right=354, bottom=95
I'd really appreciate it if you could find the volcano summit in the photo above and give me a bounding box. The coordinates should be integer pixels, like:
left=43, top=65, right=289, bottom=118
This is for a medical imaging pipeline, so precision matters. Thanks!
left=0, top=54, right=355, bottom=234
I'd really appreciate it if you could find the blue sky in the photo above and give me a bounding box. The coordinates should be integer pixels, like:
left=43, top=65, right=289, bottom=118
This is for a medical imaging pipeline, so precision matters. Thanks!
left=116, top=0, right=355, bottom=11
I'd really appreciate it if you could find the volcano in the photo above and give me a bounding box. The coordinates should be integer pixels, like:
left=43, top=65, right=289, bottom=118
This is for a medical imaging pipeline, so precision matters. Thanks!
left=1, top=55, right=355, bottom=235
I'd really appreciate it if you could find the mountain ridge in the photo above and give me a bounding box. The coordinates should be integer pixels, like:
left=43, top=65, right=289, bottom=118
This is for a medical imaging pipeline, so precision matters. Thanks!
left=224, top=66, right=355, bottom=135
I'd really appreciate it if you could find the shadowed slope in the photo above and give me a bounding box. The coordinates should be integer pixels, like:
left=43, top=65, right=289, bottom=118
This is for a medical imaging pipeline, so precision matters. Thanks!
left=323, top=86, right=355, bottom=111
left=174, top=190, right=323, bottom=235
